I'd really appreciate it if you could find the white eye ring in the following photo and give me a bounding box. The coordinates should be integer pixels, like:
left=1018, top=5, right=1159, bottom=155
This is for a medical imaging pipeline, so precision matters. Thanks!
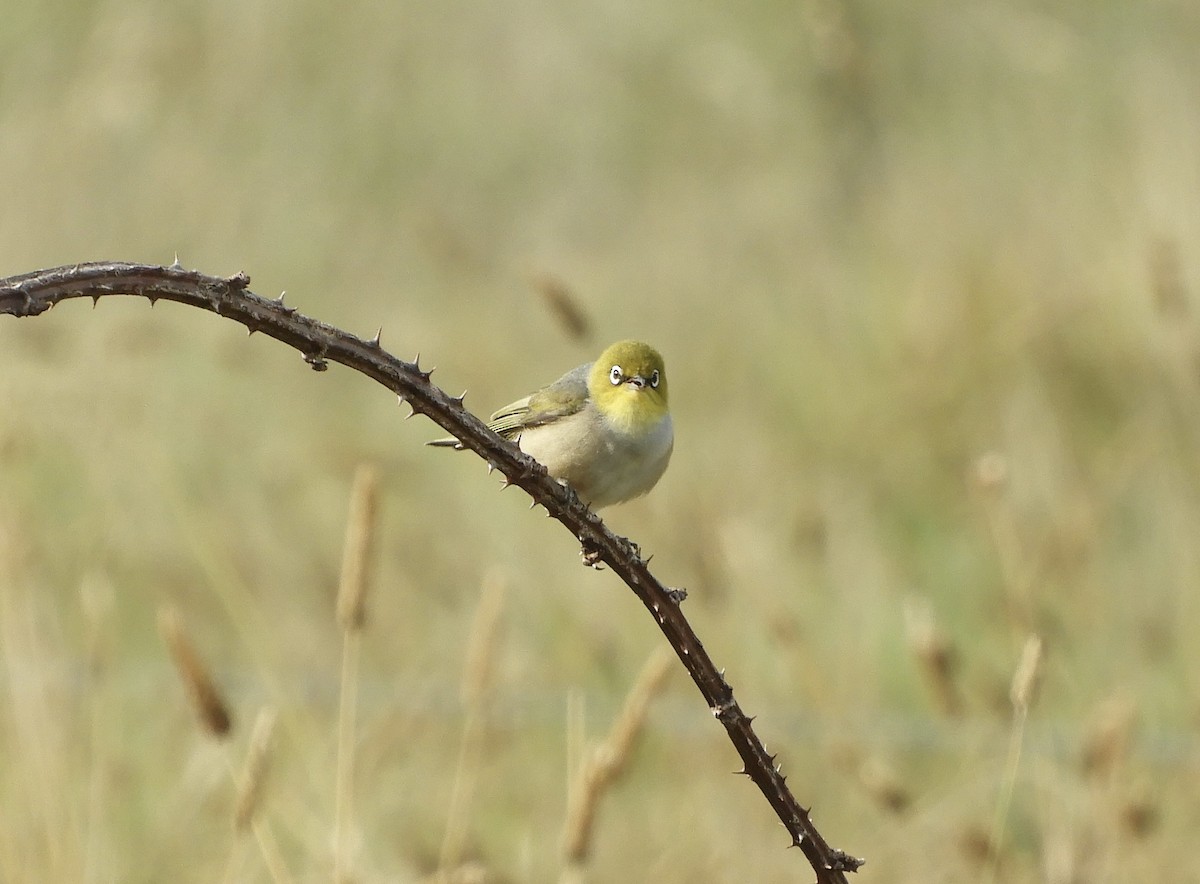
left=649, top=369, right=660, bottom=388
left=609, top=365, right=623, bottom=386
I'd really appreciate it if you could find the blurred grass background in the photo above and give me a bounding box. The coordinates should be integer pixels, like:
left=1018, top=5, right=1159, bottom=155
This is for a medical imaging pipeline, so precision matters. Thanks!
left=3, top=1, right=1200, bottom=881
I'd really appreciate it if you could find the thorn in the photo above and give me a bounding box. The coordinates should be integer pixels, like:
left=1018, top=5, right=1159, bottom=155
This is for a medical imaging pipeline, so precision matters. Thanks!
left=369, top=327, right=382, bottom=347
left=170, top=252, right=182, bottom=269
left=304, top=353, right=328, bottom=372
left=450, top=390, right=467, bottom=407
left=412, top=352, right=421, bottom=370
left=271, top=292, right=295, bottom=314
left=147, top=295, right=158, bottom=308
left=91, top=295, right=100, bottom=308
left=246, top=325, right=256, bottom=336
left=529, top=499, right=537, bottom=509
left=643, top=553, right=654, bottom=565
left=486, top=462, right=495, bottom=475
left=225, top=271, right=251, bottom=289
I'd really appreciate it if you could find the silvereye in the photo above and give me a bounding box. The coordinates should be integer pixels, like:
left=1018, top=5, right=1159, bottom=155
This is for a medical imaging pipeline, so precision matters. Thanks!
left=430, top=340, right=673, bottom=509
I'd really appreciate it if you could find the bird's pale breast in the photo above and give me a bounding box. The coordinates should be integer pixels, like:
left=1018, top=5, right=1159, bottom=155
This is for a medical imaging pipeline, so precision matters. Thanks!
left=517, top=405, right=673, bottom=509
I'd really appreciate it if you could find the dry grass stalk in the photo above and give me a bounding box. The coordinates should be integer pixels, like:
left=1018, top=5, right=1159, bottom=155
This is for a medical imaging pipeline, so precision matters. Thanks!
left=334, top=463, right=382, bottom=884
left=1080, top=693, right=1136, bottom=781
left=460, top=569, right=507, bottom=707
left=222, top=708, right=292, bottom=884
left=1, top=525, right=76, bottom=879
left=80, top=573, right=116, bottom=881
left=561, top=647, right=673, bottom=871
left=234, top=708, right=277, bottom=832
left=158, top=605, right=232, bottom=738
left=337, top=463, right=381, bottom=632
left=983, top=633, right=1042, bottom=884
left=1119, top=789, right=1159, bottom=839
left=856, top=757, right=910, bottom=815
left=903, top=598, right=962, bottom=716
left=1010, top=633, right=1043, bottom=713
left=530, top=271, right=591, bottom=342
left=960, top=824, right=999, bottom=869
left=970, top=451, right=1035, bottom=629
left=438, top=572, right=507, bottom=875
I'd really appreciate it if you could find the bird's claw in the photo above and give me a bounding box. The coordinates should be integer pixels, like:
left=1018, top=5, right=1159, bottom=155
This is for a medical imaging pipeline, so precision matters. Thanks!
left=581, top=535, right=644, bottom=570
left=580, top=539, right=605, bottom=569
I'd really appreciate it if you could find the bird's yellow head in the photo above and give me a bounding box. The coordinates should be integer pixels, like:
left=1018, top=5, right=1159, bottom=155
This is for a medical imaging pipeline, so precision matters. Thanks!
left=587, top=340, right=669, bottom=432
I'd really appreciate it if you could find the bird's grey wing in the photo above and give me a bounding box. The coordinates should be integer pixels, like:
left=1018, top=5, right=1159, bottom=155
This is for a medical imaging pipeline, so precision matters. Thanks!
left=428, top=362, right=592, bottom=447
left=488, top=362, right=592, bottom=438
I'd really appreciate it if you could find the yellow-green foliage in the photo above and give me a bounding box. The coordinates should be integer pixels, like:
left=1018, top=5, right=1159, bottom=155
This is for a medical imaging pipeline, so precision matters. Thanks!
left=3, top=2, right=1200, bottom=881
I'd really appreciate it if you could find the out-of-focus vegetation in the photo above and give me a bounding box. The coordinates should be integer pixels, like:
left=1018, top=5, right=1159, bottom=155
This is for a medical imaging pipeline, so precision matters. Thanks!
left=3, top=2, right=1200, bottom=881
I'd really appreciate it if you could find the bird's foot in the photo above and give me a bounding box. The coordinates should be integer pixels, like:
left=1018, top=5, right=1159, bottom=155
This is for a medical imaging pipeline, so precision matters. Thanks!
left=580, top=535, right=646, bottom=570
left=580, top=539, right=605, bottom=569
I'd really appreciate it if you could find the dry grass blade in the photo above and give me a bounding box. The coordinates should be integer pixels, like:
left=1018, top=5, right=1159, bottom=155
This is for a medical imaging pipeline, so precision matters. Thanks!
left=1010, top=634, right=1043, bottom=714
left=984, top=633, right=1043, bottom=884
left=904, top=597, right=962, bottom=716
left=460, top=569, right=507, bottom=707
left=970, top=451, right=1035, bottom=630
left=439, top=571, right=507, bottom=875
left=561, top=647, right=673, bottom=871
left=1081, top=693, right=1136, bottom=781
left=234, top=708, right=277, bottom=832
left=158, top=605, right=232, bottom=739
left=337, top=463, right=381, bottom=632
left=530, top=271, right=592, bottom=342
left=334, top=463, right=382, bottom=883
left=856, top=756, right=910, bottom=815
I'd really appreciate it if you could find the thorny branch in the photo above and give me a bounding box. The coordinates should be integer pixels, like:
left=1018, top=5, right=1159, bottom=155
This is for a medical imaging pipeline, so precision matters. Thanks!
left=0, top=262, right=862, bottom=882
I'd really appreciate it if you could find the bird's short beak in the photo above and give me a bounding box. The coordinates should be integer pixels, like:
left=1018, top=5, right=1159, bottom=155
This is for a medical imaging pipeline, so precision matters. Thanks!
left=626, top=375, right=647, bottom=389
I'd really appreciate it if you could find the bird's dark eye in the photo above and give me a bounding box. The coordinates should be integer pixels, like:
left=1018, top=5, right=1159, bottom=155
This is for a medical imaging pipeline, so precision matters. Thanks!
left=649, top=369, right=660, bottom=388
left=609, top=365, right=623, bottom=386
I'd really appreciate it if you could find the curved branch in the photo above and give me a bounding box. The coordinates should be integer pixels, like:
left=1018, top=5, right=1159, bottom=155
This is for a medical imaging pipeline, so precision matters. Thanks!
left=0, top=262, right=862, bottom=881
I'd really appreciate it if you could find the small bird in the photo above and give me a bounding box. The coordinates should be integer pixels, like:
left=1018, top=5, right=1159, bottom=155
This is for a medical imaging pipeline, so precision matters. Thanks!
left=429, top=340, right=673, bottom=509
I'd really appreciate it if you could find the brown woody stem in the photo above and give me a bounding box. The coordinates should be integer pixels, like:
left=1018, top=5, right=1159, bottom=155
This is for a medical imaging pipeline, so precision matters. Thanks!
left=0, top=262, right=862, bottom=881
